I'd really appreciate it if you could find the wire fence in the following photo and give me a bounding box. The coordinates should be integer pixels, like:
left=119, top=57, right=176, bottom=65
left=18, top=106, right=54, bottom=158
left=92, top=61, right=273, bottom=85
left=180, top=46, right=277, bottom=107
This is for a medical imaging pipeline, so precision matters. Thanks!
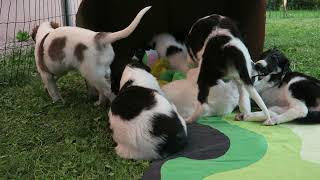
left=0, top=0, right=319, bottom=85
left=267, top=0, right=320, bottom=18
left=0, top=0, right=81, bottom=85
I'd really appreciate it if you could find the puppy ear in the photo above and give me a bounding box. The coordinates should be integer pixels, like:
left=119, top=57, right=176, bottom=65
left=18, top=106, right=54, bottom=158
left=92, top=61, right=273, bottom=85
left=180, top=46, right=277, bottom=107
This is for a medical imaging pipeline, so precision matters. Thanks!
left=282, top=58, right=291, bottom=73
left=260, top=49, right=272, bottom=60
left=50, top=22, right=60, bottom=29
left=279, top=51, right=292, bottom=74
left=31, top=25, right=39, bottom=41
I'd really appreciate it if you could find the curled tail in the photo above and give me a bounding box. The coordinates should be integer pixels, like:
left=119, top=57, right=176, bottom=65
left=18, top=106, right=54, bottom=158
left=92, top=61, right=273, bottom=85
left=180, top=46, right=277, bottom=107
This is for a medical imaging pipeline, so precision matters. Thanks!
left=107, top=6, right=151, bottom=43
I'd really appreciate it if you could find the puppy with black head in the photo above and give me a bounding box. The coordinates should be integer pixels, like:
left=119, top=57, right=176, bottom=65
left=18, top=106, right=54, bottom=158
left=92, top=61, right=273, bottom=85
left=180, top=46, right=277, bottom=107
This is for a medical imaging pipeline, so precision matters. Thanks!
left=108, top=61, right=187, bottom=160
left=184, top=14, right=271, bottom=124
left=150, top=33, right=190, bottom=73
left=241, top=49, right=320, bottom=125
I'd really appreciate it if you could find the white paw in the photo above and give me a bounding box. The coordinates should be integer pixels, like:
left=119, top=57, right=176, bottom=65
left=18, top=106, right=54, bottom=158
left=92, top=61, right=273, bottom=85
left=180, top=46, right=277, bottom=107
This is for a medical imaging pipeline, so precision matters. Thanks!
left=235, top=113, right=246, bottom=121
left=263, top=118, right=277, bottom=126
left=115, top=145, right=131, bottom=159
left=52, top=96, right=61, bottom=103
left=94, top=100, right=101, bottom=106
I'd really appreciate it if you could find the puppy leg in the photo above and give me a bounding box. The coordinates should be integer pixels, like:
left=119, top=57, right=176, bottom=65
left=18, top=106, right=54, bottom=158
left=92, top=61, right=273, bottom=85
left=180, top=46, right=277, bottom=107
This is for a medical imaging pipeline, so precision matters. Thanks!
left=245, top=85, right=271, bottom=121
left=94, top=92, right=107, bottom=106
left=92, top=75, right=114, bottom=106
left=236, top=106, right=285, bottom=121
left=40, top=72, right=64, bottom=103
left=85, top=80, right=99, bottom=99
left=239, top=110, right=278, bottom=121
left=186, top=82, right=211, bottom=123
left=115, top=144, right=138, bottom=159
left=186, top=102, right=205, bottom=123
left=264, top=99, right=308, bottom=125
left=269, top=106, right=288, bottom=114
left=234, top=80, right=251, bottom=120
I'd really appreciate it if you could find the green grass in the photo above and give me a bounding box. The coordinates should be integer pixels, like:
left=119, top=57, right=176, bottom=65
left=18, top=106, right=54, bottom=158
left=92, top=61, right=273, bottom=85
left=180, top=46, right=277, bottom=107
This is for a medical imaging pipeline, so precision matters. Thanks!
left=0, top=11, right=320, bottom=179
left=0, top=73, right=149, bottom=179
left=265, top=10, right=320, bottom=78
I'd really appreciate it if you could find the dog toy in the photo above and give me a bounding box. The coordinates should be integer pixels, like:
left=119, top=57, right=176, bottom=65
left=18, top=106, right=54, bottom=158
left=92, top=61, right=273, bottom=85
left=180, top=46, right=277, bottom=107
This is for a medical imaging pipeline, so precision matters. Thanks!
left=142, top=49, right=159, bottom=67
left=140, top=49, right=186, bottom=85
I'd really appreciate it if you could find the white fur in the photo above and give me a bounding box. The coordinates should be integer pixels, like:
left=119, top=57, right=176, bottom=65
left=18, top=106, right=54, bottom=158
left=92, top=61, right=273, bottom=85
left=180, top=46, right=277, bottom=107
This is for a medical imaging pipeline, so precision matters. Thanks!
left=246, top=74, right=319, bottom=125
left=186, top=28, right=271, bottom=123
left=109, top=65, right=187, bottom=160
left=34, top=6, right=151, bottom=105
left=151, top=33, right=190, bottom=73
left=162, top=68, right=239, bottom=120
left=120, top=65, right=163, bottom=94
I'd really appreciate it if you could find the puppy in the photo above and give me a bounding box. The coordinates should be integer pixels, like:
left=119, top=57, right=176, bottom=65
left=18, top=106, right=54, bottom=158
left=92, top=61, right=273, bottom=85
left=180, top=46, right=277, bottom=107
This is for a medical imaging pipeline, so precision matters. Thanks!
left=108, top=62, right=188, bottom=160
left=184, top=14, right=271, bottom=123
left=240, top=49, right=320, bottom=125
left=151, top=33, right=190, bottom=73
left=162, top=67, right=239, bottom=120
left=32, top=6, right=151, bottom=105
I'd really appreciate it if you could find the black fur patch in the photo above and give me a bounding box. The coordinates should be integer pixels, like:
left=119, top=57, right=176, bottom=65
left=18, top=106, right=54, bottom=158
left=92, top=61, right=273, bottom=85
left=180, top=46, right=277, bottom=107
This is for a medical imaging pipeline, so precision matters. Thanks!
left=151, top=111, right=187, bottom=157
left=259, top=49, right=291, bottom=76
left=132, top=48, right=146, bottom=62
left=128, top=61, right=151, bottom=73
left=269, top=73, right=283, bottom=85
left=296, top=111, right=320, bottom=123
left=197, top=35, right=252, bottom=104
left=165, top=45, right=182, bottom=57
left=185, top=14, right=242, bottom=62
left=110, top=86, right=156, bottom=120
left=284, top=72, right=320, bottom=108
left=120, top=79, right=134, bottom=91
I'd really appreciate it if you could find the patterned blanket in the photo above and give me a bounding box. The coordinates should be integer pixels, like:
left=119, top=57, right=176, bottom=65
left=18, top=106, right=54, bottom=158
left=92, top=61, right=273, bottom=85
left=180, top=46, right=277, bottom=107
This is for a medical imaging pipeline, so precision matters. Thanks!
left=143, top=115, right=320, bottom=180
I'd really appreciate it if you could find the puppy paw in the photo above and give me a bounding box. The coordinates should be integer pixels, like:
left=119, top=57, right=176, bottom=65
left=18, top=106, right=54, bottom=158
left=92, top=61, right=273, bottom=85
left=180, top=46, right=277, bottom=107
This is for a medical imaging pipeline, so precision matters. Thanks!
left=52, top=97, right=61, bottom=104
left=263, top=118, right=277, bottom=126
left=235, top=113, right=245, bottom=121
left=60, top=97, right=66, bottom=104
left=115, top=145, right=132, bottom=159
left=94, top=100, right=101, bottom=106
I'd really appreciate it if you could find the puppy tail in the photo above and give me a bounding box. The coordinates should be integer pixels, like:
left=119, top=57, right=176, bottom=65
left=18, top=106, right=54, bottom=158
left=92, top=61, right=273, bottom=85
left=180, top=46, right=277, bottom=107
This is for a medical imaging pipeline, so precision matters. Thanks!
left=107, top=6, right=151, bottom=43
left=296, top=111, right=320, bottom=123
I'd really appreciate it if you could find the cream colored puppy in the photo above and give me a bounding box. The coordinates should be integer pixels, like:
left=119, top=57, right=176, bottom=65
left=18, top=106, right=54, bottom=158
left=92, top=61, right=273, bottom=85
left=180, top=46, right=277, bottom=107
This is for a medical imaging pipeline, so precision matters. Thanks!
left=162, top=68, right=239, bottom=121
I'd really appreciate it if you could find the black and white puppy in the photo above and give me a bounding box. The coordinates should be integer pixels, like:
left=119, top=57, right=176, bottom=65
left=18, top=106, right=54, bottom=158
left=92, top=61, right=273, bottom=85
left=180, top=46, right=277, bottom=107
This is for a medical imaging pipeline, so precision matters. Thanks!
left=185, top=14, right=271, bottom=123
left=108, top=62, right=187, bottom=160
left=32, top=7, right=151, bottom=105
left=151, top=33, right=190, bottom=73
left=241, top=49, right=320, bottom=125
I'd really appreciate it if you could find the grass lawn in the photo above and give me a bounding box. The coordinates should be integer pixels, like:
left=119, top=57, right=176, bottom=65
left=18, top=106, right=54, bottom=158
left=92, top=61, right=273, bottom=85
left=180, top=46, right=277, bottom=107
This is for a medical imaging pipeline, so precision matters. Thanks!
left=0, top=11, right=320, bottom=179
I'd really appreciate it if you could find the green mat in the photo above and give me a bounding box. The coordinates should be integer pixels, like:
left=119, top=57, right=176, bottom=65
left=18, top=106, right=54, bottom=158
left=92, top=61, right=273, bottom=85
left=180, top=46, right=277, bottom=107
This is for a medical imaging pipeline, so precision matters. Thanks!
left=160, top=115, right=320, bottom=180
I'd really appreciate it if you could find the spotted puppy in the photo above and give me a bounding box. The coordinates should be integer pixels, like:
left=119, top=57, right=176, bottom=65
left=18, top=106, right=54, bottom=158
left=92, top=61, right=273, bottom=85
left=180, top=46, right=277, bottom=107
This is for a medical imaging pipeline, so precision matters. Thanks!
left=239, top=49, right=320, bottom=125
left=108, top=62, right=187, bottom=160
left=185, top=14, right=271, bottom=123
left=32, top=6, right=151, bottom=105
left=151, top=33, right=190, bottom=73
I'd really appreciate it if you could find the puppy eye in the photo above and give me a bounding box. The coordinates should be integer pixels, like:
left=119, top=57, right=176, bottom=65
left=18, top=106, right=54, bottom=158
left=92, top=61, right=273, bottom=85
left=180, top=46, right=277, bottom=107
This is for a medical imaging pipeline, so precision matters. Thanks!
left=255, top=64, right=265, bottom=71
